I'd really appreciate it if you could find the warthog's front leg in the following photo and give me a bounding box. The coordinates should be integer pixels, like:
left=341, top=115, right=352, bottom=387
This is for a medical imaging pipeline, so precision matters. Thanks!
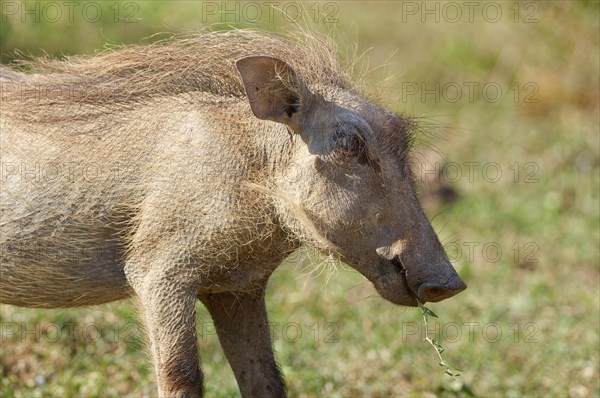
left=201, top=287, right=287, bottom=398
left=131, top=273, right=203, bottom=397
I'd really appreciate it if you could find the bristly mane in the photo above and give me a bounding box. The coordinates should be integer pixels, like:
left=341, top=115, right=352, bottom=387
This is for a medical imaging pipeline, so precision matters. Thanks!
left=1, top=30, right=351, bottom=106
left=1, top=29, right=416, bottom=169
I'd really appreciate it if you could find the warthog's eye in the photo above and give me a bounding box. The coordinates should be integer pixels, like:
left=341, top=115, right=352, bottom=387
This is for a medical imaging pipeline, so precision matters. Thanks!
left=334, top=124, right=365, bottom=156
left=333, top=123, right=374, bottom=168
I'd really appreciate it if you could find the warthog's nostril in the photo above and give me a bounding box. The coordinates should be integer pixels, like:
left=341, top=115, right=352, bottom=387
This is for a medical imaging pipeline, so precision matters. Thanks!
left=417, top=275, right=467, bottom=303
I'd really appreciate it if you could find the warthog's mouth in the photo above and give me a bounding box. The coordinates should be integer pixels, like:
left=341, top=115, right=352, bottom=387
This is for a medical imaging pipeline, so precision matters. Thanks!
left=392, top=257, right=421, bottom=304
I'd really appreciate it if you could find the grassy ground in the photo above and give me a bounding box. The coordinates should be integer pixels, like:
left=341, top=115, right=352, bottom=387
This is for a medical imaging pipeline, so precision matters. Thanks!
left=1, top=1, right=599, bottom=397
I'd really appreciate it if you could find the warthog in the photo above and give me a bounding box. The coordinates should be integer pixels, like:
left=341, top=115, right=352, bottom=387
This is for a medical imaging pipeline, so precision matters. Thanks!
left=0, top=30, right=466, bottom=397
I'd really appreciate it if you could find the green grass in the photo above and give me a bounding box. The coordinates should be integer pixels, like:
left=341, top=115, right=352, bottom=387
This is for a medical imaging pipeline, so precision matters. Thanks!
left=1, top=1, right=599, bottom=397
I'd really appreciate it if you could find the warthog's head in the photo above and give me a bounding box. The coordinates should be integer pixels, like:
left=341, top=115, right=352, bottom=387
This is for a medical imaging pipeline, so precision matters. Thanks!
left=237, top=56, right=466, bottom=306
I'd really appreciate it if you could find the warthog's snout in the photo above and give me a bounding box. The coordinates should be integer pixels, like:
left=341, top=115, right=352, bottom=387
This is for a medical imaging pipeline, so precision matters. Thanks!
left=377, top=245, right=467, bottom=304
left=417, top=274, right=467, bottom=303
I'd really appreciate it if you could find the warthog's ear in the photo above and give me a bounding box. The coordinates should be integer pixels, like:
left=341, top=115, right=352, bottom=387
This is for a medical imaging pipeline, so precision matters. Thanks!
left=236, top=56, right=310, bottom=128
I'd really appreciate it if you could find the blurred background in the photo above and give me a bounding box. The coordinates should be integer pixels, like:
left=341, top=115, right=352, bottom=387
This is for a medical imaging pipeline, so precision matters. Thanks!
left=1, top=1, right=598, bottom=396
